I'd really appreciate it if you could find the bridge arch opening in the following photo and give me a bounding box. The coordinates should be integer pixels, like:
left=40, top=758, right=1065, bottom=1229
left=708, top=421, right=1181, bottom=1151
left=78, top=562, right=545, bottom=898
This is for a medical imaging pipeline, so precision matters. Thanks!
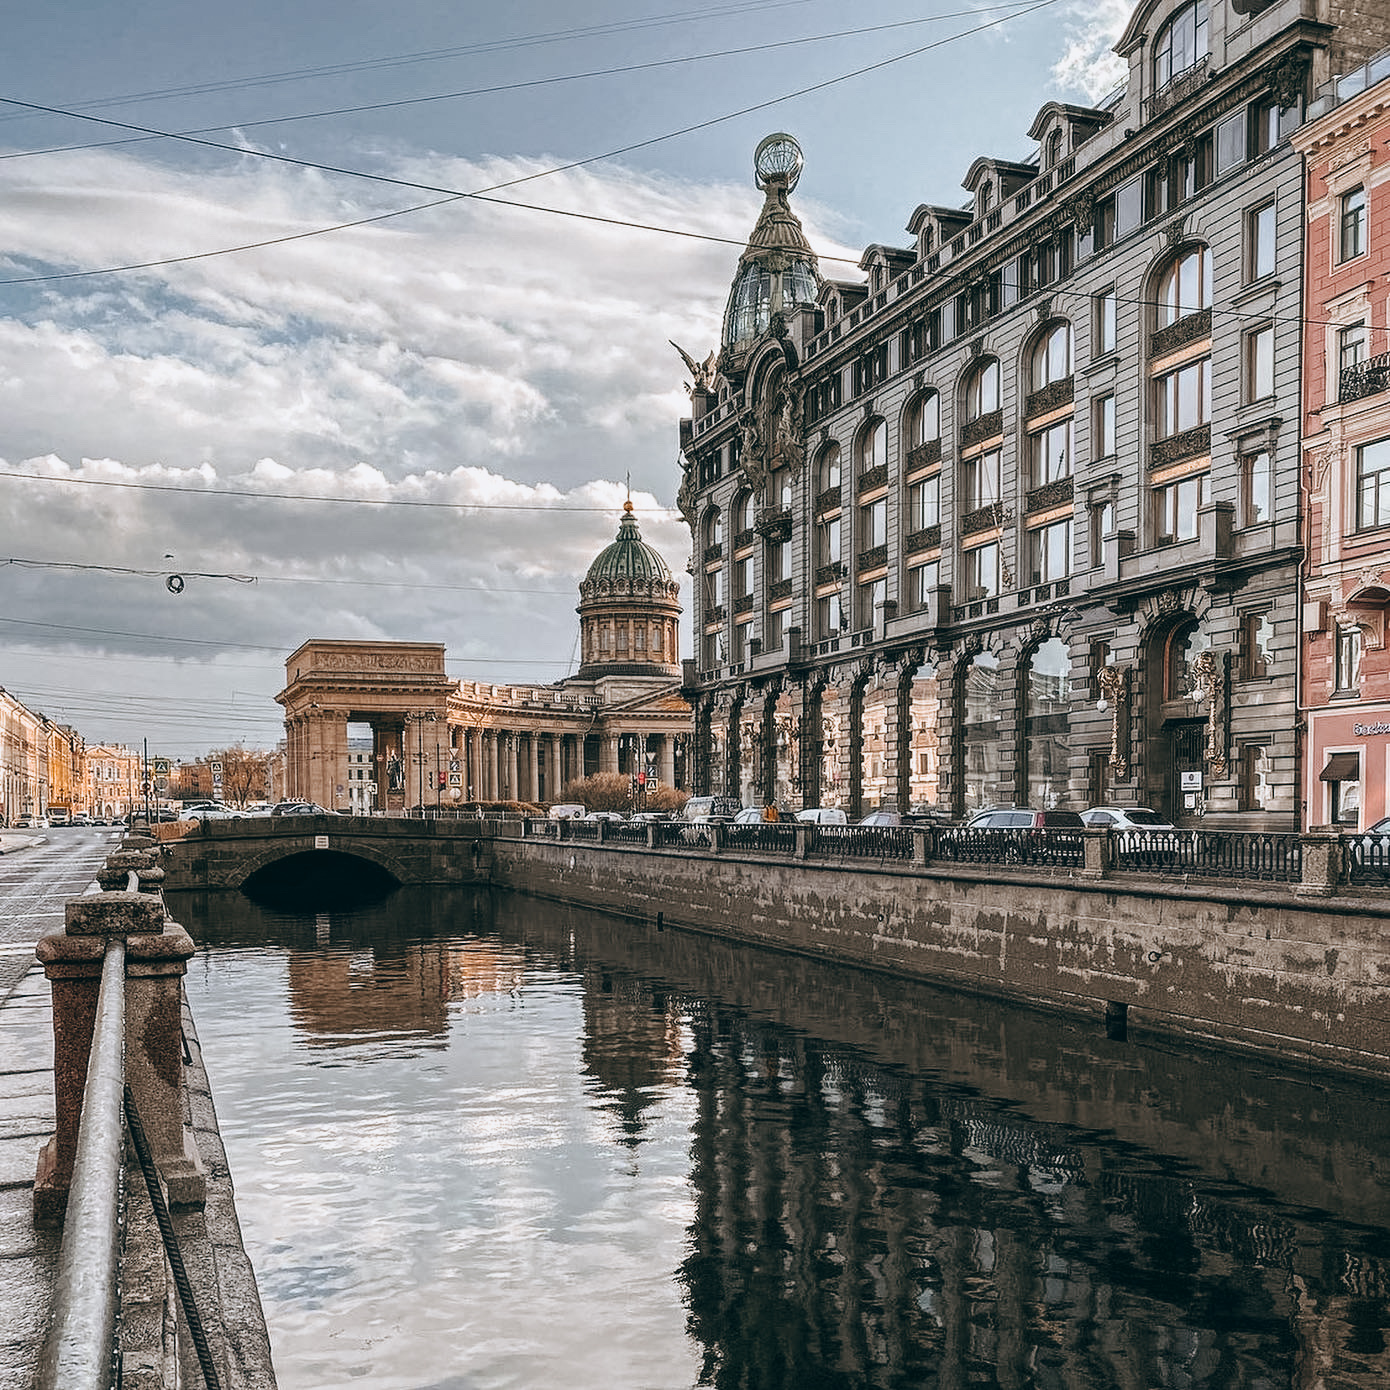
left=241, top=849, right=401, bottom=911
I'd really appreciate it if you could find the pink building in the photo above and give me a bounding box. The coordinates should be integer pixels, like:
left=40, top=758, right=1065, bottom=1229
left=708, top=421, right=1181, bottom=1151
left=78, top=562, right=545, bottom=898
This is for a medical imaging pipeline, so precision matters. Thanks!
left=1296, top=50, right=1390, bottom=829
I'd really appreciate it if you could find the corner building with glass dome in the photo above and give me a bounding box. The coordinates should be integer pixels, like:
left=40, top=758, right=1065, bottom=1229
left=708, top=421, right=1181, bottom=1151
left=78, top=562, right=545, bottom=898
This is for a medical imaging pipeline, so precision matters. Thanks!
left=676, top=1, right=1390, bottom=827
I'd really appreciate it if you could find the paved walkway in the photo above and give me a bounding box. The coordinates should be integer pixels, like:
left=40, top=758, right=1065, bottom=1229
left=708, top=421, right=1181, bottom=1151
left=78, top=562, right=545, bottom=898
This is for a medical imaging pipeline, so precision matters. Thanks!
left=0, top=831, right=110, bottom=1388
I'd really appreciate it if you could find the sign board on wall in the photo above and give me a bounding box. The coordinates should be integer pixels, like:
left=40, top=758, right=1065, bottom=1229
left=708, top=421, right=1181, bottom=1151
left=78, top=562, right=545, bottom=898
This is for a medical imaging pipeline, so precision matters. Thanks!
left=1180, top=771, right=1203, bottom=791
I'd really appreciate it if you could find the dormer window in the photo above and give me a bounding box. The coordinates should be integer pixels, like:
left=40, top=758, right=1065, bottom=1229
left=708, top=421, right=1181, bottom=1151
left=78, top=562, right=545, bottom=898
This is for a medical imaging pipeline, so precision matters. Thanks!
left=1154, top=0, right=1208, bottom=90
left=979, top=181, right=994, bottom=217
left=1046, top=130, right=1064, bottom=168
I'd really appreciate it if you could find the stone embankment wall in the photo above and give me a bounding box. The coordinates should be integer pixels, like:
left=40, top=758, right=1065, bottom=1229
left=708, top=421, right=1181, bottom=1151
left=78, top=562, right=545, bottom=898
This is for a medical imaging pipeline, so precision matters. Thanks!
left=488, top=838, right=1390, bottom=1082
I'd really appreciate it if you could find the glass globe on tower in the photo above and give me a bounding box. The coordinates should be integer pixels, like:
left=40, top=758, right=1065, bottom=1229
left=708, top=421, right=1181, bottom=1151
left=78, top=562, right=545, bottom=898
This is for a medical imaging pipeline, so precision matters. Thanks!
left=722, top=133, right=821, bottom=353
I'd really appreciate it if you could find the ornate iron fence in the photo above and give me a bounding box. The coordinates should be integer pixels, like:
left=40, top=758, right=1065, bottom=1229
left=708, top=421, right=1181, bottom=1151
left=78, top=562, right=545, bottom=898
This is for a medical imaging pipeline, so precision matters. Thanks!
left=813, top=824, right=914, bottom=860
left=934, top=826, right=1084, bottom=868
left=1111, top=829, right=1301, bottom=882
left=725, top=823, right=799, bottom=855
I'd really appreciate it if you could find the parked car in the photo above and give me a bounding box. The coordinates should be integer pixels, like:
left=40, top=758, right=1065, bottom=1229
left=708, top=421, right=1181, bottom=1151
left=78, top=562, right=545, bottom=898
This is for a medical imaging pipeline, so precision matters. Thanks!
left=906, top=803, right=954, bottom=826
left=269, top=801, right=338, bottom=816
left=682, top=796, right=741, bottom=823
left=180, top=802, right=238, bottom=820
left=582, top=810, right=627, bottom=822
left=1081, top=806, right=1175, bottom=831
left=732, top=807, right=765, bottom=824
left=964, top=807, right=1084, bottom=831
left=796, top=808, right=849, bottom=825
left=548, top=803, right=586, bottom=821
left=70, top=813, right=91, bottom=826
left=857, top=809, right=902, bottom=827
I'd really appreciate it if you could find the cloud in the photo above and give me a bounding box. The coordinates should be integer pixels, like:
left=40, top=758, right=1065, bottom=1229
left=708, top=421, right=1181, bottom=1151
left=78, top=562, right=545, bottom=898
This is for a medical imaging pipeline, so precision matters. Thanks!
left=1050, top=1, right=1130, bottom=103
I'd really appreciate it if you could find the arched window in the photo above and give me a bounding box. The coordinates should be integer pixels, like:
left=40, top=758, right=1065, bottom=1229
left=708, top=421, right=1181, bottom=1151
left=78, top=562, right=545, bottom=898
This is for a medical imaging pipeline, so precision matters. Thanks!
left=907, top=392, right=940, bottom=448
left=1154, top=1, right=1208, bottom=90
left=961, top=651, right=1003, bottom=813
left=730, top=490, right=752, bottom=536
left=1166, top=619, right=1210, bottom=701
left=702, top=507, right=722, bottom=552
left=1156, top=245, right=1211, bottom=327
left=1024, top=637, right=1072, bottom=808
left=858, top=419, right=887, bottom=476
left=964, top=358, right=1001, bottom=421
left=817, top=442, right=841, bottom=493
left=1046, top=129, right=1064, bottom=168
left=979, top=181, right=994, bottom=216
left=1030, top=322, right=1073, bottom=390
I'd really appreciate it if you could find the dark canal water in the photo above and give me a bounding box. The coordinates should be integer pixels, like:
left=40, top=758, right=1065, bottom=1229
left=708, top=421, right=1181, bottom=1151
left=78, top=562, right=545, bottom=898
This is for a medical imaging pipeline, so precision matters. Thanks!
left=169, top=885, right=1390, bottom=1390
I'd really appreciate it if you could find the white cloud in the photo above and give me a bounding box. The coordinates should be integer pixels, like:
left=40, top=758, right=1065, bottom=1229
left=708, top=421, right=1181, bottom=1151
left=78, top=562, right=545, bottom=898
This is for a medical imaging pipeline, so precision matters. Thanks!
left=1050, top=0, right=1130, bottom=103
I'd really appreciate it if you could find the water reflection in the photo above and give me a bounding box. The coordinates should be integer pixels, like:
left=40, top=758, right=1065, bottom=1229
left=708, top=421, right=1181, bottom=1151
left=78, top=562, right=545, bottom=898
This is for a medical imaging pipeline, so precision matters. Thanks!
left=173, top=887, right=1390, bottom=1389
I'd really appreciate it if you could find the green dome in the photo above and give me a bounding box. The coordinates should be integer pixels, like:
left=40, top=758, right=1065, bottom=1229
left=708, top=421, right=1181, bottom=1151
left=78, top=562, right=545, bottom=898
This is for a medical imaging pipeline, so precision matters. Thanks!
left=583, top=503, right=673, bottom=588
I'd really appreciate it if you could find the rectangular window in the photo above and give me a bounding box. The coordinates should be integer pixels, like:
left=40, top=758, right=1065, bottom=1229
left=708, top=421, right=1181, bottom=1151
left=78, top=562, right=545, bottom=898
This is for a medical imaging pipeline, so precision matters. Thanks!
left=1340, top=186, right=1367, bottom=262
left=857, top=575, right=886, bottom=629
left=963, top=448, right=1001, bottom=510
left=1217, top=111, right=1246, bottom=174
left=1028, top=419, right=1072, bottom=486
left=1094, top=394, right=1116, bottom=460
left=816, top=515, right=841, bottom=566
left=1241, top=611, right=1273, bottom=680
left=1336, top=625, right=1363, bottom=694
left=733, top=555, right=751, bottom=598
left=1340, top=321, right=1368, bottom=375
left=1095, top=286, right=1117, bottom=356
left=703, top=567, right=723, bottom=609
left=728, top=622, right=745, bottom=663
left=702, top=631, right=721, bottom=667
left=1029, top=517, right=1072, bottom=584
left=765, top=607, right=786, bottom=652
left=859, top=497, right=886, bottom=550
left=907, top=559, right=940, bottom=610
left=1249, top=97, right=1280, bottom=157
left=1240, top=744, right=1274, bottom=812
left=963, top=541, right=1000, bottom=600
left=1246, top=324, right=1274, bottom=401
left=1091, top=499, right=1115, bottom=565
left=1094, top=196, right=1117, bottom=250
left=1248, top=201, right=1275, bottom=281
left=1154, top=357, right=1211, bottom=437
left=907, top=474, right=940, bottom=531
left=1358, top=438, right=1390, bottom=529
left=1242, top=450, right=1272, bottom=525
left=816, top=591, right=844, bottom=638
left=766, top=539, right=787, bottom=582
left=1154, top=471, right=1208, bottom=545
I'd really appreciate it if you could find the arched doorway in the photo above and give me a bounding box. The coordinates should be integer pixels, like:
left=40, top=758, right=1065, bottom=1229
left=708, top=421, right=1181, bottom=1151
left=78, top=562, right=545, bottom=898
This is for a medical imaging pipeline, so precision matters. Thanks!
left=1022, top=637, right=1073, bottom=808
left=1146, top=615, right=1209, bottom=822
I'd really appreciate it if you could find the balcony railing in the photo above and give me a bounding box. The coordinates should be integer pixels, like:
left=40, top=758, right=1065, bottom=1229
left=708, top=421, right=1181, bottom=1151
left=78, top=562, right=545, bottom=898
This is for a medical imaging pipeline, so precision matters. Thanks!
left=1340, top=352, right=1390, bottom=404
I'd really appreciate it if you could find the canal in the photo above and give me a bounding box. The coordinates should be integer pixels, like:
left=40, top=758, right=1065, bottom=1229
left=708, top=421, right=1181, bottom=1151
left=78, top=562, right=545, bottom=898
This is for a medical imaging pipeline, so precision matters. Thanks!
left=169, top=884, right=1390, bottom=1390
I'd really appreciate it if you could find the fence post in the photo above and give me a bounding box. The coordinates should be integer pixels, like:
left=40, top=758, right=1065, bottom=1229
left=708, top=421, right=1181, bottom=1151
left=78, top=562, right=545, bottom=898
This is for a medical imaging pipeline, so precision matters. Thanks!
left=33, top=891, right=204, bottom=1221
left=1297, top=826, right=1343, bottom=897
left=912, top=828, right=930, bottom=867
left=1081, top=828, right=1111, bottom=880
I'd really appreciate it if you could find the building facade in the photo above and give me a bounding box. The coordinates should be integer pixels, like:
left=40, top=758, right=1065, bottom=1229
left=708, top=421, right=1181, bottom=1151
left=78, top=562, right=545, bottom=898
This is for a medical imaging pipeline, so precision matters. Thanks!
left=278, top=504, right=692, bottom=810
left=678, top=0, right=1390, bottom=826
left=1295, top=48, right=1390, bottom=827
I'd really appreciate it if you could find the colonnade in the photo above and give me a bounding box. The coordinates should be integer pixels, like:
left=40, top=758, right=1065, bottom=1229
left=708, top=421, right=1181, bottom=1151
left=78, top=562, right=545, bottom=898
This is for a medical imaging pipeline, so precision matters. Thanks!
left=286, top=707, right=686, bottom=811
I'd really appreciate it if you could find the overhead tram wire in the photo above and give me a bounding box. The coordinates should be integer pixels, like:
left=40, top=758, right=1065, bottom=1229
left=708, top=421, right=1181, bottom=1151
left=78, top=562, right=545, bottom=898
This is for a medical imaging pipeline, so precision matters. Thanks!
left=0, top=0, right=829, bottom=121
left=0, top=0, right=1063, bottom=287
left=0, top=5, right=1044, bottom=163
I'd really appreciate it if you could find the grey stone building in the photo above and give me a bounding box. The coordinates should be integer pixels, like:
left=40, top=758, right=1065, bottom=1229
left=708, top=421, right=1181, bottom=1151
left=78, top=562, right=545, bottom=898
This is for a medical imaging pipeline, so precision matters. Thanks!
left=677, top=0, right=1390, bottom=826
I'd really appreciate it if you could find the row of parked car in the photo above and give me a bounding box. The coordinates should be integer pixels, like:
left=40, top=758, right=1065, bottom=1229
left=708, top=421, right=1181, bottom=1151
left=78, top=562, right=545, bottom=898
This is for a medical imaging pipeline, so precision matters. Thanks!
left=175, top=800, right=336, bottom=820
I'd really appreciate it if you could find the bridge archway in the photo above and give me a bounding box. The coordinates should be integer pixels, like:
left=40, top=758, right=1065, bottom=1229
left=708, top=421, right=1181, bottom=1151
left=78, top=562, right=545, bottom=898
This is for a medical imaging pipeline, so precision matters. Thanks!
left=240, top=848, right=402, bottom=908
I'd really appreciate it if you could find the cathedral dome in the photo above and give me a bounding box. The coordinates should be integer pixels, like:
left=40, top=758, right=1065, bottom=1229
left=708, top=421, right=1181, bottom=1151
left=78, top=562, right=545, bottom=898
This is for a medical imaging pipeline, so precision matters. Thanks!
left=576, top=502, right=682, bottom=680
left=583, top=501, right=674, bottom=589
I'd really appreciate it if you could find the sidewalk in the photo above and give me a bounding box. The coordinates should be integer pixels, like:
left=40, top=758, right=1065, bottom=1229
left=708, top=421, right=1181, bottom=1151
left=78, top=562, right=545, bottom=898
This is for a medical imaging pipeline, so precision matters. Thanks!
left=0, top=963, right=57, bottom=1388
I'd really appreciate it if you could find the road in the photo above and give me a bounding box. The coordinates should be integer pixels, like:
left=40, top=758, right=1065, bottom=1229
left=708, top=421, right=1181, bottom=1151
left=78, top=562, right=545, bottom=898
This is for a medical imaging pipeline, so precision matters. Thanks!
left=0, top=827, right=123, bottom=1001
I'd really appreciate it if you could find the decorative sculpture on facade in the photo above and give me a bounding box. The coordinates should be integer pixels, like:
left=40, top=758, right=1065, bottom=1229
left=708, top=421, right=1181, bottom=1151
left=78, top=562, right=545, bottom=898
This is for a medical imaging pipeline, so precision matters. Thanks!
left=670, top=341, right=719, bottom=394
left=1191, top=648, right=1229, bottom=778
left=1096, top=665, right=1130, bottom=780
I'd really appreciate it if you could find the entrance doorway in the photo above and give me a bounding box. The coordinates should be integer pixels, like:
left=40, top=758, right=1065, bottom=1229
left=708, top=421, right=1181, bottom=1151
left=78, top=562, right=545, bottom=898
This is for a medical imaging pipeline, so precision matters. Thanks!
left=1164, top=719, right=1205, bottom=823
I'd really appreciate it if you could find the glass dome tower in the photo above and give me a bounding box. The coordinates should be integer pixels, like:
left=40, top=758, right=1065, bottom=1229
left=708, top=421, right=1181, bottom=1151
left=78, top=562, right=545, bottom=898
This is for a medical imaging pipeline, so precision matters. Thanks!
left=722, top=134, right=821, bottom=352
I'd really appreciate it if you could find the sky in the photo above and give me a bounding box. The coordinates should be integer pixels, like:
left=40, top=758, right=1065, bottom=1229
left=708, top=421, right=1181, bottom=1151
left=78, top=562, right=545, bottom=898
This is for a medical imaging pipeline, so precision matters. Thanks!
left=0, top=0, right=1130, bottom=759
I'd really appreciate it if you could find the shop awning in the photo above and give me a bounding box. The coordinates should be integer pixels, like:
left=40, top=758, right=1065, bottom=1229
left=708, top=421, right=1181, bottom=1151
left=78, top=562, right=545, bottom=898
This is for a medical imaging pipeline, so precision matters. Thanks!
left=1319, top=752, right=1361, bottom=782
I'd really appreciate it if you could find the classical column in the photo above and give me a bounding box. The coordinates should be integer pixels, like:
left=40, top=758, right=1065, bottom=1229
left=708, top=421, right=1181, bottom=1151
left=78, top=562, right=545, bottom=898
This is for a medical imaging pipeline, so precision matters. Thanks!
left=659, top=734, right=676, bottom=789
left=601, top=733, right=620, bottom=775
left=547, top=735, right=561, bottom=800
left=526, top=734, right=540, bottom=802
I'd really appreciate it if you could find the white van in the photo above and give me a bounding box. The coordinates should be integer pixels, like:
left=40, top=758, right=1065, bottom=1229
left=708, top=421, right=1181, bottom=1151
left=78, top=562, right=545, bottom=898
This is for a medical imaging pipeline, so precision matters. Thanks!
left=548, top=803, right=587, bottom=821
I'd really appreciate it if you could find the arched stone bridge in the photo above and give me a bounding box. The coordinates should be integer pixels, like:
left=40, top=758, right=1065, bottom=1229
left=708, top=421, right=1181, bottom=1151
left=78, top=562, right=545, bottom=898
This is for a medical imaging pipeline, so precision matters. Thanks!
left=162, top=815, right=494, bottom=894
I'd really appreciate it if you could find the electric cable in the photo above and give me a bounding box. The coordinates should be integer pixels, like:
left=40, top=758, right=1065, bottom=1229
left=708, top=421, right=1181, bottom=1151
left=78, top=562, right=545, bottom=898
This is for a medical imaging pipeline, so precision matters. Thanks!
left=0, top=5, right=1042, bottom=164
left=0, top=0, right=1062, bottom=286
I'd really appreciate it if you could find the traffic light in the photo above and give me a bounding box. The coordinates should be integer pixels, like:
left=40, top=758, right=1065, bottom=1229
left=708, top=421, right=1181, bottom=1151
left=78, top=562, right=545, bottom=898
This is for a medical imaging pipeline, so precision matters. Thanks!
left=438, top=773, right=447, bottom=789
